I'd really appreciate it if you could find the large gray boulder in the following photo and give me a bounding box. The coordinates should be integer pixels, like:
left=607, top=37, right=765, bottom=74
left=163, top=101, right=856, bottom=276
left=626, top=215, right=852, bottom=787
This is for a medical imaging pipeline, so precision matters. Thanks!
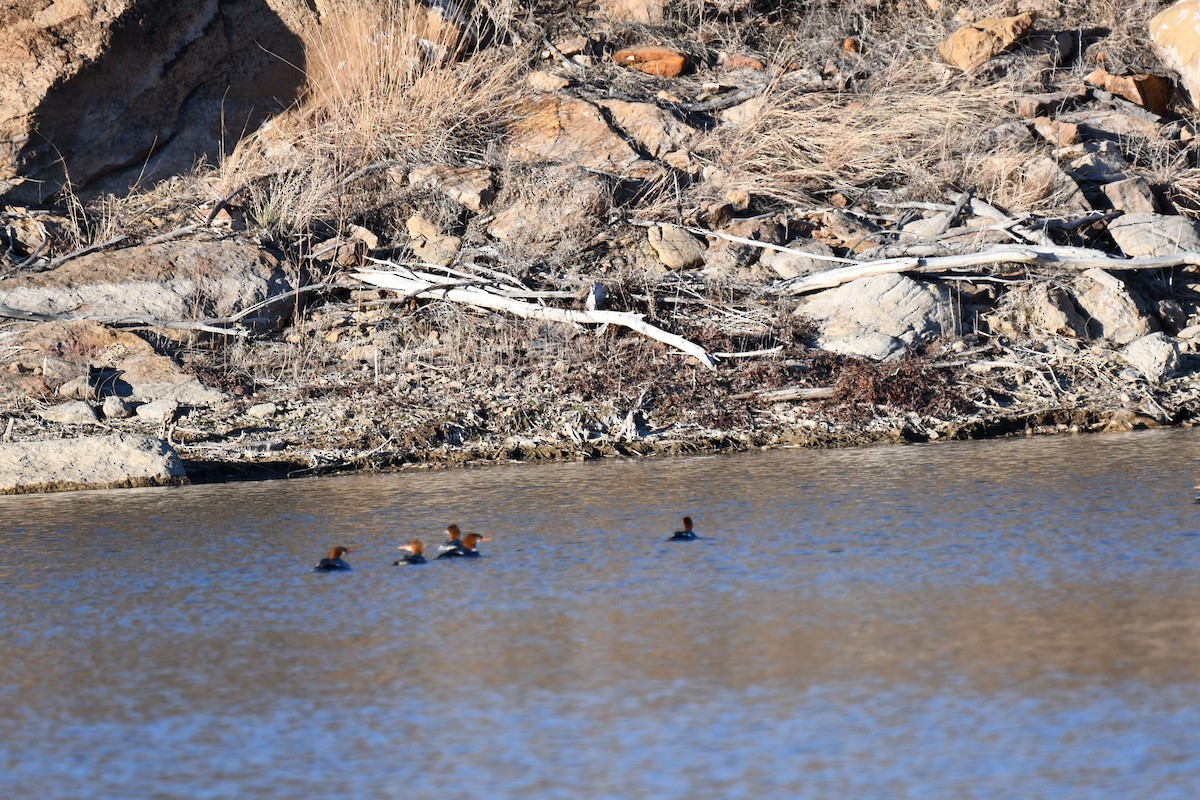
left=1071, top=268, right=1158, bottom=344
left=794, top=273, right=955, bottom=360
left=0, top=433, right=187, bottom=494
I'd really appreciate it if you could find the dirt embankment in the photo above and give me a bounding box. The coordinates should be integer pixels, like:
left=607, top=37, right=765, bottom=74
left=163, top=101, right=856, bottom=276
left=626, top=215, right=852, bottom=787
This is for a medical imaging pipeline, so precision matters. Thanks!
left=4, top=1, right=1200, bottom=490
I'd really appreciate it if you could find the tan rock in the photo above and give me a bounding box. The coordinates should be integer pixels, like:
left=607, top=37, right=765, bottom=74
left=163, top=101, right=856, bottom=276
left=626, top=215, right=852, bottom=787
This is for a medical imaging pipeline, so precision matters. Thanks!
left=720, top=52, right=766, bottom=71
left=703, top=216, right=785, bottom=274
left=599, top=0, right=665, bottom=23
left=0, top=433, right=187, bottom=494
left=486, top=167, right=609, bottom=252
left=1107, top=212, right=1200, bottom=257
left=527, top=70, right=571, bottom=92
left=760, top=239, right=838, bottom=279
left=613, top=45, right=688, bottom=78
left=406, top=214, right=461, bottom=266
left=1031, top=116, right=1079, bottom=146
left=1151, top=0, right=1200, bottom=106
left=409, top=165, right=496, bottom=211
left=1101, top=177, right=1159, bottom=214
left=1071, top=268, right=1158, bottom=344
left=937, top=12, right=1035, bottom=71
left=1085, top=67, right=1172, bottom=116
left=647, top=225, right=706, bottom=270
left=596, top=100, right=698, bottom=160
left=509, top=97, right=643, bottom=174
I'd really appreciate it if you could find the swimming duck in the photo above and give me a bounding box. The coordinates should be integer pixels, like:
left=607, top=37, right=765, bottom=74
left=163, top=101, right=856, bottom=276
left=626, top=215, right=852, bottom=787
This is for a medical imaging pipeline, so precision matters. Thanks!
left=314, top=546, right=352, bottom=571
left=667, top=516, right=696, bottom=541
left=394, top=540, right=427, bottom=566
left=437, top=524, right=465, bottom=557
left=438, top=531, right=490, bottom=558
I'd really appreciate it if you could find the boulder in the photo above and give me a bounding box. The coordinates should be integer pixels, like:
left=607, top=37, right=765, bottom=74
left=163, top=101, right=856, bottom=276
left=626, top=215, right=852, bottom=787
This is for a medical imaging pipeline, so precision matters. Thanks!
left=1107, top=212, right=1200, bottom=256
left=1071, top=268, right=1158, bottom=344
left=0, top=239, right=295, bottom=332
left=0, top=433, right=186, bottom=494
left=937, top=12, right=1035, bottom=72
left=1084, top=66, right=1172, bottom=116
left=1150, top=0, right=1200, bottom=106
left=0, top=320, right=224, bottom=405
left=595, top=100, right=698, bottom=161
left=1121, top=332, right=1181, bottom=382
left=0, top=0, right=309, bottom=201
left=38, top=401, right=100, bottom=426
left=509, top=97, right=651, bottom=176
left=1101, top=177, right=1159, bottom=214
left=612, top=45, right=688, bottom=77
left=794, top=273, right=955, bottom=361
left=647, top=225, right=706, bottom=271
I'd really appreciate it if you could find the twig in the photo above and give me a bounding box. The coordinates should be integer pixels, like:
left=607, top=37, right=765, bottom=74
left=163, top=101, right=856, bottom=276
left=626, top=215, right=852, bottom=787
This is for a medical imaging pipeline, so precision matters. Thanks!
left=45, top=234, right=129, bottom=269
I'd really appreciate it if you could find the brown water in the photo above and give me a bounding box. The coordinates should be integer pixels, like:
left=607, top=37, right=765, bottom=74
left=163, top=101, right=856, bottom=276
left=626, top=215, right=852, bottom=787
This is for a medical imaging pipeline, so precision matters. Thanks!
left=2, top=429, right=1200, bottom=799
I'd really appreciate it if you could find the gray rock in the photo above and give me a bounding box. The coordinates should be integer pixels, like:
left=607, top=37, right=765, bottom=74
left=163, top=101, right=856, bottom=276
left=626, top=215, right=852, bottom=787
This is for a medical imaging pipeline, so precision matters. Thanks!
left=1107, top=213, right=1200, bottom=257
left=102, top=396, right=134, bottom=420
left=38, top=401, right=99, bottom=425
left=56, top=376, right=95, bottom=401
left=761, top=239, right=838, bottom=279
left=1071, top=268, right=1158, bottom=344
left=0, top=433, right=186, bottom=495
left=247, top=402, right=279, bottom=419
left=1101, top=177, right=1158, bottom=214
left=647, top=225, right=706, bottom=270
left=1121, top=332, right=1181, bottom=382
left=795, top=273, right=955, bottom=361
left=135, top=398, right=180, bottom=423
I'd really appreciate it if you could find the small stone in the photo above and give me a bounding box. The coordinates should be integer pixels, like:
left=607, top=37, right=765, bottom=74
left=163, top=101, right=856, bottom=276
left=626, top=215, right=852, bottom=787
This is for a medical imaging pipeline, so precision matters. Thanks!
left=527, top=70, right=571, bottom=91
left=102, top=396, right=134, bottom=419
left=1121, top=332, right=1181, bottom=382
left=1101, top=177, right=1159, bottom=214
left=247, top=402, right=278, bottom=419
left=135, top=398, right=179, bottom=422
left=720, top=52, right=766, bottom=71
left=647, top=224, right=706, bottom=270
left=57, top=376, right=95, bottom=401
left=1085, top=66, right=1172, bottom=116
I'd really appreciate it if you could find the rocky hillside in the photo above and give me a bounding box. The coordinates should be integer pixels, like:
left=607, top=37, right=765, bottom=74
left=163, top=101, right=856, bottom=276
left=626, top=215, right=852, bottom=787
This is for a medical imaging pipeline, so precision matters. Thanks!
left=4, top=0, right=1200, bottom=491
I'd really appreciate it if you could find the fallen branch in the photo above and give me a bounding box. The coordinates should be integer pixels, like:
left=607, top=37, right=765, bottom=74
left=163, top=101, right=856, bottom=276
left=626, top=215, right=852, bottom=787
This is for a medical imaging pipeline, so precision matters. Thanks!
left=732, top=385, right=836, bottom=401
left=778, top=245, right=1200, bottom=295
left=353, top=266, right=718, bottom=370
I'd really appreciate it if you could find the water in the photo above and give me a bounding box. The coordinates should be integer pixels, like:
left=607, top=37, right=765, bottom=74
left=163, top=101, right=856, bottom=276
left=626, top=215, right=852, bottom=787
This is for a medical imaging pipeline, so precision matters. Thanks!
left=2, top=429, right=1199, bottom=799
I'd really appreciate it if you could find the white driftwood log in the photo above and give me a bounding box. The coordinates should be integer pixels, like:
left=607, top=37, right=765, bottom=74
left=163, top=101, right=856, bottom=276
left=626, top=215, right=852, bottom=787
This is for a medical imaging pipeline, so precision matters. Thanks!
left=353, top=267, right=718, bottom=370
left=779, top=245, right=1200, bottom=295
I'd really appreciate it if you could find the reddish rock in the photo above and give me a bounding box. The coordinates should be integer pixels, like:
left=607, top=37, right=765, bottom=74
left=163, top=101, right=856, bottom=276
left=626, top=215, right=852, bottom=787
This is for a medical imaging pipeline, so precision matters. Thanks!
left=613, top=46, right=688, bottom=78
left=1085, top=67, right=1172, bottom=116
left=1151, top=0, right=1200, bottom=106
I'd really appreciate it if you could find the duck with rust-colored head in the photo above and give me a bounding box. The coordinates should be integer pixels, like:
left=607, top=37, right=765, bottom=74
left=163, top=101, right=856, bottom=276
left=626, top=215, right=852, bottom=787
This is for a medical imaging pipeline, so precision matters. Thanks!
left=438, top=529, right=490, bottom=559
left=667, top=516, right=696, bottom=541
left=436, top=524, right=464, bottom=557
left=314, top=546, right=353, bottom=572
left=394, top=539, right=427, bottom=566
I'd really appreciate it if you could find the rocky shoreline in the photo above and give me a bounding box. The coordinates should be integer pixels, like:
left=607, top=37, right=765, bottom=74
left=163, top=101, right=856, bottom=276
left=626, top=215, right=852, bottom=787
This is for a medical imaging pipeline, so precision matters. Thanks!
left=5, top=1, right=1200, bottom=493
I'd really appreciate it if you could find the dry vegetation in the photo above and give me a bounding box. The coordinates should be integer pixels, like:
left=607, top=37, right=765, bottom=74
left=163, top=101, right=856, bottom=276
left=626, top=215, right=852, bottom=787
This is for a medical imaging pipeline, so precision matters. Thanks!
left=7, top=0, right=1200, bottom=475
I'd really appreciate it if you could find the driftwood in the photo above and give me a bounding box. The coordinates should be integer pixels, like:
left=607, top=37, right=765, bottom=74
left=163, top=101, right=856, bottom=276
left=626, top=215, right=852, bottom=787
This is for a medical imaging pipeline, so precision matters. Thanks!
left=779, top=245, right=1200, bottom=295
left=353, top=266, right=719, bottom=370
left=732, top=385, right=836, bottom=402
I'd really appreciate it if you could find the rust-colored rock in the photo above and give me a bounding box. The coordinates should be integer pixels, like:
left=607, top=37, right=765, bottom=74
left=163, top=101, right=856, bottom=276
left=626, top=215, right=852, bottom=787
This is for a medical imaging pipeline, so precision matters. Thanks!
left=599, top=0, right=664, bottom=23
left=613, top=45, right=688, bottom=78
left=1085, top=67, right=1172, bottom=116
left=937, top=12, right=1035, bottom=71
left=721, top=52, right=766, bottom=71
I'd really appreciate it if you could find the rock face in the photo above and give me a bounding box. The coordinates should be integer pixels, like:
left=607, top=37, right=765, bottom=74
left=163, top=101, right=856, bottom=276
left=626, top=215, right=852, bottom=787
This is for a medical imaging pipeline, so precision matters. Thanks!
left=0, top=0, right=312, bottom=201
left=1151, top=0, right=1200, bottom=106
left=794, top=273, right=955, bottom=361
left=0, top=433, right=187, bottom=494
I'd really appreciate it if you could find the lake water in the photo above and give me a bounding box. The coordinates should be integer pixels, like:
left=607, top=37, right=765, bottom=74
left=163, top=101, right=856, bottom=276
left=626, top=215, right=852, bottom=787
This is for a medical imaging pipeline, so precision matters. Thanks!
left=2, top=429, right=1199, bottom=799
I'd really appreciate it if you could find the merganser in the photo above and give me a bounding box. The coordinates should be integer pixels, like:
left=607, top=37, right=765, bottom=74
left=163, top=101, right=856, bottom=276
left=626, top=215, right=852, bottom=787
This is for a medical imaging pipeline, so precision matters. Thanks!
left=437, top=524, right=464, bottom=556
left=394, top=539, right=427, bottom=565
left=314, top=546, right=352, bottom=571
left=667, top=516, right=696, bottom=541
left=437, top=531, right=490, bottom=558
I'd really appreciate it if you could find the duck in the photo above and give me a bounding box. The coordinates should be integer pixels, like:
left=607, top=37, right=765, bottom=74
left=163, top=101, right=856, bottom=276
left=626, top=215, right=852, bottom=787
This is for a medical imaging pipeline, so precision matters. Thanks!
left=437, top=531, right=490, bottom=559
left=314, top=546, right=352, bottom=571
left=436, top=524, right=465, bottom=557
left=394, top=540, right=427, bottom=566
left=667, top=516, right=696, bottom=541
